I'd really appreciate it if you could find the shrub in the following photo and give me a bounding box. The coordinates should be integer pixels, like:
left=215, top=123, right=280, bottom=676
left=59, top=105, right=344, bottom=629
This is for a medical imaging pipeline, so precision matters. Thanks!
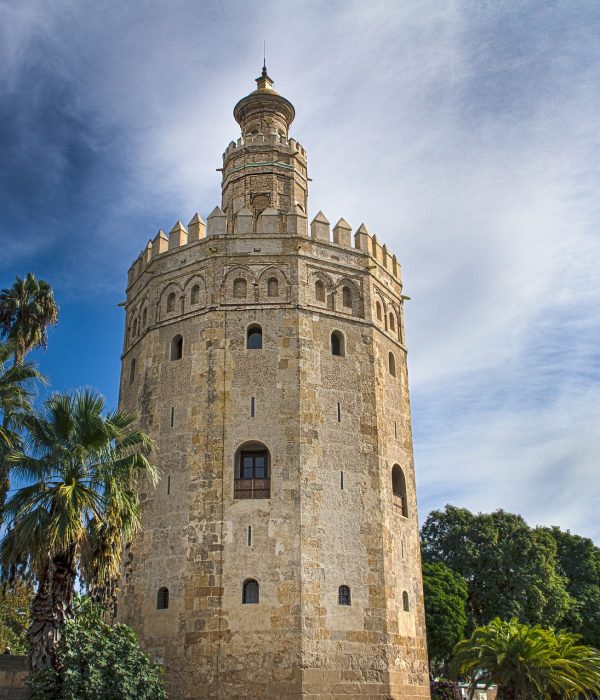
left=431, top=678, right=462, bottom=700
left=28, top=603, right=165, bottom=700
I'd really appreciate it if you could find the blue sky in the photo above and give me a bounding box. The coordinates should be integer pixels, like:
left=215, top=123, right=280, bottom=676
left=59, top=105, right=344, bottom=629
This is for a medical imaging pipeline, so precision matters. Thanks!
left=1, top=0, right=599, bottom=541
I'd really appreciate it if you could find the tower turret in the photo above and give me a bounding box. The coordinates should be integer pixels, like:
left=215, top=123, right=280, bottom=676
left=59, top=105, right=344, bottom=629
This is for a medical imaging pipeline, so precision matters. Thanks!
left=221, top=66, right=308, bottom=225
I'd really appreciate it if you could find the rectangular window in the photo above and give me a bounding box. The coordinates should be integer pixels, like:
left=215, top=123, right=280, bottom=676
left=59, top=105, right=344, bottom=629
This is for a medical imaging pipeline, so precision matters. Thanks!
left=247, top=526, right=252, bottom=546
left=340, top=471, right=344, bottom=489
left=170, top=407, right=174, bottom=427
left=250, top=397, right=255, bottom=417
left=337, top=402, right=341, bottom=422
left=235, top=450, right=270, bottom=499
left=167, top=475, right=171, bottom=496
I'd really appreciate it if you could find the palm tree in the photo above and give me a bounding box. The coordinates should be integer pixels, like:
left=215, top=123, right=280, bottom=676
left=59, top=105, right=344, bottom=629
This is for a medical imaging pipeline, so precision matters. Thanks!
left=0, top=273, right=59, bottom=365
left=0, top=341, right=44, bottom=523
left=451, top=617, right=600, bottom=700
left=0, top=389, right=157, bottom=674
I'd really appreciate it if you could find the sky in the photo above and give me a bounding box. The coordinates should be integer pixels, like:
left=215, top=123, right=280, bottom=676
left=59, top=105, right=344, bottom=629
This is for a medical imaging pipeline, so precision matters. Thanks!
left=1, top=0, right=599, bottom=542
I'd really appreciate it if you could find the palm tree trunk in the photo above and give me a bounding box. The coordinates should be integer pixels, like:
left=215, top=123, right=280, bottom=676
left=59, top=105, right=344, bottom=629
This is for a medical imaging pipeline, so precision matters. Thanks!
left=27, top=551, right=77, bottom=673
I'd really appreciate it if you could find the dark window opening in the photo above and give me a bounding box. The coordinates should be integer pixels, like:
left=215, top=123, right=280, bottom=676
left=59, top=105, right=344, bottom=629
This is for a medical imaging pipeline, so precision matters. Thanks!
left=247, top=526, right=252, bottom=546
left=376, top=301, right=382, bottom=321
left=170, top=407, right=174, bottom=427
left=167, top=475, right=171, bottom=496
left=242, top=579, right=259, bottom=604
left=157, top=587, right=169, bottom=609
left=191, top=285, right=200, bottom=304
left=389, top=313, right=396, bottom=332
left=129, top=359, right=136, bottom=384
left=250, top=397, right=255, bottom=417
left=338, top=585, right=351, bottom=606
left=247, top=325, right=262, bottom=350
left=267, top=277, right=279, bottom=297
left=392, top=464, right=408, bottom=517
left=389, top=352, right=396, bottom=377
left=402, top=591, right=410, bottom=612
left=337, top=402, right=341, bottom=422
left=340, top=471, right=344, bottom=489
left=331, top=331, right=344, bottom=357
left=170, top=334, right=183, bottom=360
left=142, top=308, right=147, bottom=326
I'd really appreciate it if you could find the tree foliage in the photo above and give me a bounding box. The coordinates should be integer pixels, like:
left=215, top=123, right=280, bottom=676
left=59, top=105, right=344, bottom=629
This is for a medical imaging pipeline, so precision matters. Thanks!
left=422, top=562, right=468, bottom=676
left=0, top=389, right=157, bottom=673
left=0, top=273, right=59, bottom=365
left=0, top=581, right=33, bottom=654
left=421, top=505, right=571, bottom=629
left=27, top=600, right=166, bottom=700
left=546, top=526, right=600, bottom=649
left=451, top=617, right=600, bottom=700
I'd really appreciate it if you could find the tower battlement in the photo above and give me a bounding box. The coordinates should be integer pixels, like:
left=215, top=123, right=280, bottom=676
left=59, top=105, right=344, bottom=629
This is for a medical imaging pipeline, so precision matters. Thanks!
left=127, top=209, right=401, bottom=289
left=117, top=67, right=429, bottom=700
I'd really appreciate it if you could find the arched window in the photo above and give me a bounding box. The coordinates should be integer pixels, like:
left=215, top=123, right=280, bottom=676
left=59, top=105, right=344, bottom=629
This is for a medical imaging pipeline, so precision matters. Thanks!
left=142, top=308, right=147, bottom=326
left=247, top=324, right=262, bottom=350
left=267, top=277, right=279, bottom=297
left=166, top=292, right=176, bottom=313
left=233, top=278, right=247, bottom=299
left=389, top=352, right=396, bottom=377
left=392, top=464, right=408, bottom=517
left=376, top=301, right=382, bottom=321
left=170, top=334, right=183, bottom=361
left=315, top=280, right=325, bottom=302
left=129, top=358, right=136, bottom=384
left=157, top=587, right=169, bottom=609
left=402, top=591, right=410, bottom=612
left=389, top=313, right=396, bottom=332
left=235, top=442, right=270, bottom=499
left=338, top=585, right=351, bottom=606
left=242, top=579, right=259, bottom=604
left=191, top=285, right=200, bottom=305
left=342, top=286, right=352, bottom=308
left=331, top=331, right=345, bottom=357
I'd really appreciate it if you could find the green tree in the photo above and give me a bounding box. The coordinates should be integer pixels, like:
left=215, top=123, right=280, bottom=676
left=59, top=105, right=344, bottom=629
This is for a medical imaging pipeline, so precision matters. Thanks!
left=0, top=581, right=34, bottom=654
left=421, top=505, right=570, bottom=629
left=0, top=389, right=157, bottom=675
left=451, top=617, right=600, bottom=700
left=546, top=526, right=600, bottom=649
left=422, top=562, right=468, bottom=676
left=27, top=599, right=166, bottom=700
left=0, top=273, right=59, bottom=365
left=0, top=340, right=45, bottom=525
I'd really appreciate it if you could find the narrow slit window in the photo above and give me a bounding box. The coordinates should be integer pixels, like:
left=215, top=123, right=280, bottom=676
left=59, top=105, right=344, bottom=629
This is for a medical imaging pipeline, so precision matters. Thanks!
left=337, top=402, right=341, bottom=422
left=402, top=591, right=410, bottom=612
left=389, top=313, right=396, bottom=332
left=394, top=421, right=398, bottom=439
left=167, top=475, right=171, bottom=495
left=392, top=465, right=408, bottom=517
left=129, top=358, right=136, bottom=384
left=389, top=352, right=396, bottom=377
left=376, top=301, right=382, bottom=321
left=170, top=407, right=174, bottom=427
left=247, top=526, right=252, bottom=546
left=340, top=471, right=344, bottom=489
left=142, top=308, right=147, bottom=326
left=250, top=397, right=255, bottom=417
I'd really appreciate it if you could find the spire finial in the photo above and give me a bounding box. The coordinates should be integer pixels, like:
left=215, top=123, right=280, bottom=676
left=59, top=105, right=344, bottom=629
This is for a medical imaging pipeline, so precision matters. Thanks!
left=262, top=41, right=267, bottom=77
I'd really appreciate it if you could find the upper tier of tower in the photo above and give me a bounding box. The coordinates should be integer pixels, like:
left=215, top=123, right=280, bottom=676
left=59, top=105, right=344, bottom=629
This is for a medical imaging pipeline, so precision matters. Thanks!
left=221, top=67, right=308, bottom=223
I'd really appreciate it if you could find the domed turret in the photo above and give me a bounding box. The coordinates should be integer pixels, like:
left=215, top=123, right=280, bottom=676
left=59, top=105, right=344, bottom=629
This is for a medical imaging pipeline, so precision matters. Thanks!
left=233, top=64, right=295, bottom=138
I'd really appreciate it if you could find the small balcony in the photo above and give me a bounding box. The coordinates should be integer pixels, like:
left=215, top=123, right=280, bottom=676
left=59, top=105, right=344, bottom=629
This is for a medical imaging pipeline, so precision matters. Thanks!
left=234, top=477, right=270, bottom=500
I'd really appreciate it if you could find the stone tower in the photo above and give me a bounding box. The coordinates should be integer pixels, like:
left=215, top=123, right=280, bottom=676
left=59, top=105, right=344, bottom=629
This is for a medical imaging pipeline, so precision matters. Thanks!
left=117, top=67, right=430, bottom=700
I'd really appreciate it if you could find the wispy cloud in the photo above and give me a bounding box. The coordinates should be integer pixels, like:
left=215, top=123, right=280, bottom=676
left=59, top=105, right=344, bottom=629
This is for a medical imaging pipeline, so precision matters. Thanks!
left=1, top=0, right=599, bottom=540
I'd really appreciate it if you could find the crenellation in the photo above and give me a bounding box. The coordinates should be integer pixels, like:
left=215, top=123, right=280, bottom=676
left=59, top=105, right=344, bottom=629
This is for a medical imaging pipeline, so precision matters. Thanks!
left=234, top=207, right=254, bottom=235
left=257, top=206, right=280, bottom=234
left=168, top=221, right=188, bottom=250
left=310, top=210, right=330, bottom=241
left=152, top=229, right=168, bottom=257
left=207, top=206, right=227, bottom=236
left=188, top=213, right=206, bottom=241
left=332, top=218, right=352, bottom=247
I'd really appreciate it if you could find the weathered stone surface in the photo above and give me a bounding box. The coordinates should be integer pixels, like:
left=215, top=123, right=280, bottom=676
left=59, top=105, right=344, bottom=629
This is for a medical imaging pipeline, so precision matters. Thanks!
left=117, top=69, right=429, bottom=700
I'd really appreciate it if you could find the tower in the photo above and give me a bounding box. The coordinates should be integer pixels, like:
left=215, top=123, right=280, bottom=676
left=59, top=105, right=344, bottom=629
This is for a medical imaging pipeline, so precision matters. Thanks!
left=118, top=67, right=430, bottom=699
